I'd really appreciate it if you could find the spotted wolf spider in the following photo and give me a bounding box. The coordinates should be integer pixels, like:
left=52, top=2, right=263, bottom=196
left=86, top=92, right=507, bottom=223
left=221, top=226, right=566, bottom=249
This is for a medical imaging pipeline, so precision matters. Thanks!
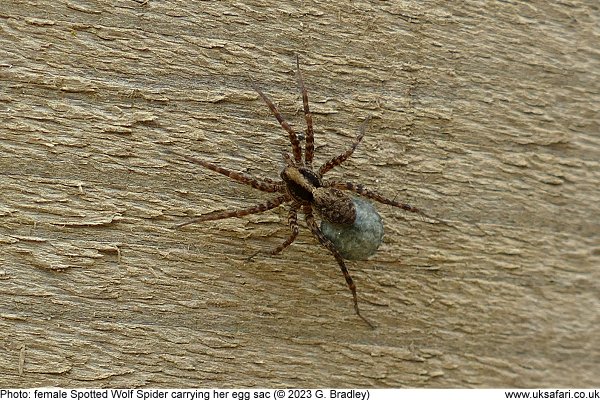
left=176, top=56, right=425, bottom=328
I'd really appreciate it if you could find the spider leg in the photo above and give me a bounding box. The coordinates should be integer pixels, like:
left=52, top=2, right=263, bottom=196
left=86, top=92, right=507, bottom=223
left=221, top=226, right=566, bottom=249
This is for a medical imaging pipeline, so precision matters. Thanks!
left=328, top=180, right=425, bottom=215
left=318, top=116, right=371, bottom=176
left=296, top=55, right=314, bottom=167
left=246, top=202, right=300, bottom=262
left=253, top=85, right=303, bottom=164
left=175, top=194, right=290, bottom=229
left=270, top=203, right=299, bottom=255
left=304, top=206, right=375, bottom=329
left=179, top=153, right=283, bottom=193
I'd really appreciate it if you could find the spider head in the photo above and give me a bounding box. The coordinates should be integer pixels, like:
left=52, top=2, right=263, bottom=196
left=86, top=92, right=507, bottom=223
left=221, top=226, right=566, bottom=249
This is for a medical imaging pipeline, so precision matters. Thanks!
left=281, top=165, right=322, bottom=202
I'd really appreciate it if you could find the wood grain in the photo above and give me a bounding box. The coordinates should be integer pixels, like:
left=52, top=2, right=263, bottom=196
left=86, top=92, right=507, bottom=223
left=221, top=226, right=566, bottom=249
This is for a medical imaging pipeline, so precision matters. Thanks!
left=1, top=0, right=598, bottom=387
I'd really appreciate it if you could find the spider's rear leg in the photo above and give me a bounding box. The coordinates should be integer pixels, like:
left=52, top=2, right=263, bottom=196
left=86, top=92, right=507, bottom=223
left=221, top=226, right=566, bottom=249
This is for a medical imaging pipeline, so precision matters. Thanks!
left=296, top=55, right=315, bottom=167
left=304, top=207, right=375, bottom=329
left=328, top=181, right=424, bottom=216
left=318, top=116, right=371, bottom=176
left=175, top=194, right=290, bottom=229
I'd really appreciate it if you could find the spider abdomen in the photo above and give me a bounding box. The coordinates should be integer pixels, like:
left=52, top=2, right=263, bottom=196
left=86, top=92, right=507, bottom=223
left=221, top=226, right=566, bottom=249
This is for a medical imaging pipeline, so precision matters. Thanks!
left=313, top=187, right=356, bottom=225
left=321, top=197, right=385, bottom=260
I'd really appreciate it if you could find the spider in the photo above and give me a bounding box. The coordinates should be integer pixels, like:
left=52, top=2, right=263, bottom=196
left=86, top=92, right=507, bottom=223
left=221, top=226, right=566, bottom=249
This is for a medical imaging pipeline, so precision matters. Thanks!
left=176, top=56, right=426, bottom=328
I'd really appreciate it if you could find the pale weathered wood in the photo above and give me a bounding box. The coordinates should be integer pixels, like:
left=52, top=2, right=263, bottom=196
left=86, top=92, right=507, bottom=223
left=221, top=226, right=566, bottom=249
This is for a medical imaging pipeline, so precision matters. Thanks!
left=1, top=0, right=598, bottom=388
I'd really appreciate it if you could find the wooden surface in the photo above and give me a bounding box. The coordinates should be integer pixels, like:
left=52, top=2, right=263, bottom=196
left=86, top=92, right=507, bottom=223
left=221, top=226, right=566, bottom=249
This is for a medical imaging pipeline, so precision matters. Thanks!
left=1, top=0, right=598, bottom=388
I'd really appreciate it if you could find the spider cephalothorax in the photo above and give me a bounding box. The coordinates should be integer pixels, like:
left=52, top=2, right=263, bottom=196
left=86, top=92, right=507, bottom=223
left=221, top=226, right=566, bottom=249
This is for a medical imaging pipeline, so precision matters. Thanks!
left=280, top=153, right=356, bottom=225
left=176, top=56, right=425, bottom=328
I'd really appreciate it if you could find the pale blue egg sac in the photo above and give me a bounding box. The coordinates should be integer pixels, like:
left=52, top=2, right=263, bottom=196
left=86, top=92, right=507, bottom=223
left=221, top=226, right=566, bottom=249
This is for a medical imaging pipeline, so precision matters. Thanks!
left=321, top=197, right=384, bottom=260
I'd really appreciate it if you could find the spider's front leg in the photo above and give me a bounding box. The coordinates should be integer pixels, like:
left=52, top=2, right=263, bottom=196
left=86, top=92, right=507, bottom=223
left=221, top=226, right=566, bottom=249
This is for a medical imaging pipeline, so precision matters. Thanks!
left=304, top=206, right=375, bottom=329
left=318, top=116, right=371, bottom=176
left=253, top=85, right=303, bottom=164
left=296, top=55, right=315, bottom=166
